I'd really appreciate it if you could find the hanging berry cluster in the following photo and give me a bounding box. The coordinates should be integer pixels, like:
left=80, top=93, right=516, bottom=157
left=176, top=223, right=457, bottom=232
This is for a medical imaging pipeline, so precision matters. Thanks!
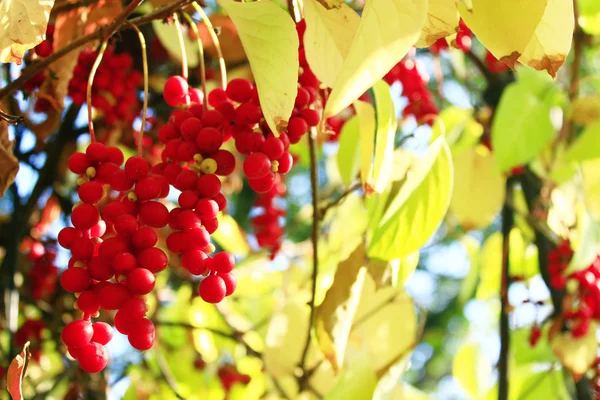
left=384, top=59, right=438, bottom=125
left=27, top=242, right=59, bottom=300
left=68, top=49, right=143, bottom=125
left=252, top=176, right=287, bottom=258
left=15, top=319, right=45, bottom=362
left=548, top=241, right=600, bottom=338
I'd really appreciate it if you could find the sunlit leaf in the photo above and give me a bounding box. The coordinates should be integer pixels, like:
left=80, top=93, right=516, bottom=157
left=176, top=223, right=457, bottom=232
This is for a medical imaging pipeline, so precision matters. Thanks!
left=0, top=122, right=19, bottom=198
left=511, top=326, right=557, bottom=365
left=152, top=19, right=199, bottom=68
left=372, top=81, right=397, bottom=193
left=570, top=95, right=600, bottom=125
left=452, top=342, right=491, bottom=399
left=391, top=252, right=419, bottom=288
left=211, top=214, right=251, bottom=256
left=518, top=0, right=574, bottom=77
left=458, top=235, right=481, bottom=304
left=303, top=0, right=360, bottom=87
left=324, top=0, right=427, bottom=116
left=491, top=83, right=554, bottom=172
left=220, top=0, right=299, bottom=134
left=431, top=107, right=483, bottom=150
left=0, top=0, right=54, bottom=64
left=336, top=116, right=361, bottom=187
left=566, top=210, right=600, bottom=274
left=7, top=342, right=29, bottom=400
left=324, top=354, right=378, bottom=400
left=582, top=158, right=600, bottom=219
left=368, top=138, right=453, bottom=260
left=415, top=0, right=460, bottom=47
left=458, top=0, right=547, bottom=69
left=552, top=322, right=598, bottom=376
left=354, top=100, right=376, bottom=190
left=315, top=243, right=367, bottom=372
left=449, top=146, right=506, bottom=229
left=565, top=120, right=600, bottom=162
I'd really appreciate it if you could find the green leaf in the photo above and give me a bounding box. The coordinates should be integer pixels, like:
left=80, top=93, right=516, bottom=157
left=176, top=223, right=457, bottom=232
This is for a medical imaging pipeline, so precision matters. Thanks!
left=452, top=342, right=491, bottom=399
left=324, top=355, right=378, bottom=400
left=391, top=252, right=419, bottom=288
left=315, top=243, right=367, bottom=373
left=219, top=0, right=299, bottom=134
left=552, top=321, right=598, bottom=375
left=511, top=327, right=557, bottom=365
left=372, top=80, right=397, bottom=193
left=152, top=20, right=199, bottom=68
left=458, top=235, right=481, bottom=304
left=354, top=100, right=376, bottom=190
left=303, top=0, right=360, bottom=87
left=582, top=158, right=600, bottom=219
left=565, top=119, right=600, bottom=161
left=324, top=0, right=427, bottom=116
left=368, top=138, right=453, bottom=260
left=431, top=107, right=483, bottom=151
left=336, top=116, right=361, bottom=187
left=566, top=211, right=600, bottom=274
left=491, top=83, right=555, bottom=172
left=211, top=214, right=251, bottom=256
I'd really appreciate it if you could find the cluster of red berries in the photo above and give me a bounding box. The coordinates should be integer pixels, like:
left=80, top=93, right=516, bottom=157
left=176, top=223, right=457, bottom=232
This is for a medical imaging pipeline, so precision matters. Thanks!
left=68, top=49, right=142, bottom=125
left=384, top=59, right=438, bottom=125
left=15, top=319, right=45, bottom=362
left=34, top=24, right=55, bottom=58
left=252, top=176, right=286, bottom=258
left=58, top=143, right=173, bottom=372
left=154, top=75, right=238, bottom=303
left=27, top=242, right=59, bottom=300
left=548, top=241, right=600, bottom=338
left=218, top=363, right=251, bottom=394
left=485, top=51, right=509, bottom=74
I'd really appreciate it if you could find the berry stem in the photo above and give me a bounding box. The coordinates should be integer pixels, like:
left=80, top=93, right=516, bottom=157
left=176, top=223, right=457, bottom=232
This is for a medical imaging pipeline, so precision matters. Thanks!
left=86, top=39, right=109, bottom=143
left=128, top=22, right=149, bottom=156
left=192, top=2, right=227, bottom=90
left=182, top=11, right=208, bottom=111
left=172, top=13, right=190, bottom=105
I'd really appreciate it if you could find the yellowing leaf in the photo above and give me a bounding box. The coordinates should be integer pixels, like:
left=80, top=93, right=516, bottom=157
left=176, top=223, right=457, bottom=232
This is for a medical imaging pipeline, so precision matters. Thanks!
left=368, top=138, right=454, bottom=260
left=391, top=252, right=419, bottom=288
left=452, top=343, right=491, bottom=399
left=315, top=244, right=367, bottom=373
left=449, top=147, right=506, bottom=229
left=458, top=0, right=547, bottom=69
left=415, top=0, right=460, bottom=48
left=7, top=342, right=30, bottom=400
left=570, top=95, right=600, bottom=125
left=211, top=214, right=250, bottom=256
left=552, top=322, right=598, bottom=376
left=0, top=0, right=54, bottom=64
left=518, top=0, right=574, bottom=77
left=324, top=0, right=428, bottom=116
left=431, top=106, right=483, bottom=151
left=220, top=0, right=299, bottom=134
left=566, top=211, right=600, bottom=274
left=354, top=100, right=376, bottom=190
left=336, top=116, right=361, bottom=187
left=372, top=81, right=397, bottom=193
left=565, top=119, right=600, bottom=162
left=303, top=0, right=360, bottom=87
left=582, top=159, right=600, bottom=219
left=153, top=19, right=199, bottom=68
left=491, top=83, right=554, bottom=172
left=324, top=354, right=378, bottom=400
left=0, top=121, right=19, bottom=198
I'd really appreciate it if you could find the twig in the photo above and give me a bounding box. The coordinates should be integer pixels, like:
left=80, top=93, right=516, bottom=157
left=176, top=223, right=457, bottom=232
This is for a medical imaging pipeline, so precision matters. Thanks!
left=319, top=182, right=361, bottom=220
left=504, top=197, right=560, bottom=246
left=464, top=49, right=495, bottom=84
left=0, top=0, right=193, bottom=100
left=192, top=2, right=227, bottom=89
left=182, top=11, right=207, bottom=110
left=498, top=180, right=514, bottom=400
left=0, top=109, right=24, bottom=125
left=86, top=39, right=109, bottom=143
left=299, top=128, right=320, bottom=374
left=50, top=0, right=99, bottom=16
left=127, top=22, right=148, bottom=156
left=172, top=13, right=189, bottom=88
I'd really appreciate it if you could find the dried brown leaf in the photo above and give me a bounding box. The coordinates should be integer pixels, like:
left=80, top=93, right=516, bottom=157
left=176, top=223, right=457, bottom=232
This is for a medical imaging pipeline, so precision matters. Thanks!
left=0, top=120, right=20, bottom=198
left=7, top=342, right=30, bottom=400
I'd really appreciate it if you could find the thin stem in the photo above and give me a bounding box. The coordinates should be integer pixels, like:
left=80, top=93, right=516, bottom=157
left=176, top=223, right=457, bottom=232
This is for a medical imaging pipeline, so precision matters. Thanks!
left=0, top=109, right=24, bottom=125
left=128, top=22, right=148, bottom=156
left=182, top=11, right=208, bottom=111
left=172, top=13, right=189, bottom=83
left=464, top=49, right=495, bottom=85
left=0, top=0, right=192, bottom=101
left=192, top=2, right=227, bottom=89
left=86, top=40, right=109, bottom=143
left=319, top=182, right=361, bottom=220
left=498, top=180, right=514, bottom=400
left=299, top=127, right=319, bottom=374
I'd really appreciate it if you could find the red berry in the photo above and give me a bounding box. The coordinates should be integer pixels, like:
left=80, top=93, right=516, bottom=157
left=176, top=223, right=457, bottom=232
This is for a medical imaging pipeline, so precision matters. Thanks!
left=277, top=152, right=293, bottom=174
left=212, top=252, right=234, bottom=273
left=125, top=156, right=149, bottom=181
left=226, top=79, right=253, bottom=103
left=113, top=214, right=138, bottom=236
left=177, top=210, right=202, bottom=230
left=114, top=309, right=132, bottom=334
left=86, top=142, right=109, bottom=163
left=62, top=320, right=93, bottom=348
left=71, top=204, right=100, bottom=229
left=98, top=236, right=129, bottom=262
left=68, top=152, right=90, bottom=175
left=287, top=117, right=308, bottom=138
left=213, top=150, right=236, bottom=176
left=123, top=297, right=148, bottom=319
left=128, top=318, right=155, bottom=351
left=180, top=117, right=203, bottom=141
left=96, top=282, right=130, bottom=310
left=78, top=181, right=104, bottom=204
left=70, top=237, right=95, bottom=260
left=132, top=227, right=158, bottom=249
left=243, top=153, right=271, bottom=179
left=137, top=247, right=168, bottom=273
left=110, top=170, right=135, bottom=191
left=135, top=175, right=164, bottom=200
left=208, top=87, right=228, bottom=107
left=196, top=127, right=223, bottom=154
left=220, top=272, right=237, bottom=296
left=77, top=291, right=100, bottom=314
left=78, top=342, right=108, bottom=373
left=196, top=174, right=221, bottom=198
left=248, top=171, right=276, bottom=193
left=196, top=198, right=219, bottom=219
left=138, top=201, right=169, bottom=228
left=181, top=249, right=209, bottom=275
left=199, top=275, right=226, bottom=303
left=87, top=257, right=114, bottom=281
left=127, top=268, right=156, bottom=295
left=164, top=76, right=189, bottom=107
left=235, top=103, right=262, bottom=125
left=263, top=136, right=284, bottom=160
left=60, top=267, right=91, bottom=292
left=92, top=322, right=113, bottom=345
left=106, top=146, right=125, bottom=165
left=186, top=227, right=210, bottom=249
left=58, top=227, right=81, bottom=249
left=113, top=252, right=138, bottom=274
left=179, top=190, right=199, bottom=209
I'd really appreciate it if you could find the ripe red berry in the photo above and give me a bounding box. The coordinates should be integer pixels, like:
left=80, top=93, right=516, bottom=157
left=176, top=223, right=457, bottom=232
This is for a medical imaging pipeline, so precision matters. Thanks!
left=113, top=214, right=138, bottom=236
left=125, top=156, right=150, bottom=181
left=180, top=117, right=203, bottom=141
left=177, top=210, right=202, bottom=230
left=58, top=227, right=81, bottom=249
left=243, top=153, right=271, bottom=179
left=92, top=322, right=113, bottom=345
left=277, top=152, right=293, bottom=174
left=164, top=76, right=189, bottom=107
left=112, top=252, right=138, bottom=274
left=106, top=146, right=125, bottom=165
left=264, top=136, right=284, bottom=160
left=196, top=198, right=219, bottom=219
left=248, top=171, right=276, bottom=193
left=300, top=109, right=320, bottom=127
left=213, top=150, right=236, bottom=176
left=78, top=342, right=108, bottom=373
left=68, top=152, right=90, bottom=175
left=135, top=175, right=164, bottom=200
left=87, top=257, right=114, bottom=281
left=77, top=291, right=100, bottom=314
left=70, top=237, right=95, bottom=260
left=62, top=320, right=93, bottom=348
left=220, top=272, right=237, bottom=296
left=179, top=190, right=199, bottom=209
left=138, top=201, right=169, bottom=228
left=132, top=227, right=158, bottom=249
left=226, top=79, right=253, bottom=103
left=78, top=181, right=104, bottom=204
left=71, top=204, right=100, bottom=229
left=287, top=117, right=309, bottom=138
left=294, top=87, right=311, bottom=108
left=212, top=252, right=234, bottom=273
left=128, top=318, right=155, bottom=351
left=199, top=275, right=226, bottom=303
left=123, top=297, right=148, bottom=319
left=96, top=282, right=130, bottom=310
left=181, top=249, right=209, bottom=275
left=60, top=267, right=91, bottom=292
left=127, top=268, right=156, bottom=295
left=114, top=309, right=133, bottom=334
left=137, top=247, right=168, bottom=273
left=196, top=127, right=223, bottom=154
left=196, top=174, right=221, bottom=198
left=86, top=142, right=109, bottom=163
left=186, top=227, right=211, bottom=249
left=110, top=170, right=134, bottom=191
left=98, top=236, right=129, bottom=262
left=208, top=88, right=228, bottom=107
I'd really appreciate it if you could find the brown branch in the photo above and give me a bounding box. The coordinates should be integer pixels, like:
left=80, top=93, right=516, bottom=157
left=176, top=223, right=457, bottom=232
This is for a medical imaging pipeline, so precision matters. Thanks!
left=319, top=182, right=361, bottom=220
left=50, top=0, right=99, bottom=17
left=464, top=49, right=495, bottom=84
left=0, top=0, right=193, bottom=101
left=299, top=128, right=320, bottom=375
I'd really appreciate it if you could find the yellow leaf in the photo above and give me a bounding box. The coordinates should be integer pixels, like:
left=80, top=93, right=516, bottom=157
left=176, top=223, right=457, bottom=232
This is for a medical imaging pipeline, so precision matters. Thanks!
left=220, top=0, right=299, bottom=135
left=0, top=121, right=19, bottom=198
left=0, top=0, right=54, bottom=64
left=354, top=100, right=376, bottom=190
left=210, top=214, right=251, bottom=256
left=449, top=147, right=506, bottom=229
left=570, top=95, right=600, bottom=125
left=415, top=0, right=460, bottom=48
left=518, top=0, right=574, bottom=77
left=452, top=342, right=491, bottom=399
left=372, top=81, right=397, bottom=193
left=458, top=0, right=547, bottom=69
left=153, top=19, right=199, bottom=68
left=324, top=0, right=428, bottom=116
left=315, top=243, right=367, bottom=373
left=304, top=0, right=360, bottom=88
left=582, top=158, right=600, bottom=219
left=552, top=323, right=598, bottom=376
